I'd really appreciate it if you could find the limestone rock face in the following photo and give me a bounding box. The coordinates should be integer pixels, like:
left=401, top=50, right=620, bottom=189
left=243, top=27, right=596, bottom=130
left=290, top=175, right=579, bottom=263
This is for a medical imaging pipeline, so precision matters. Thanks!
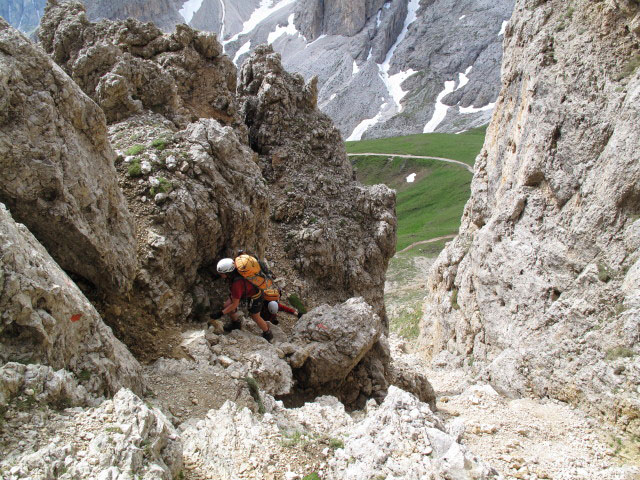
left=238, top=45, right=396, bottom=406
left=238, top=45, right=397, bottom=321
left=295, top=0, right=386, bottom=38
left=39, top=0, right=239, bottom=127
left=421, top=0, right=640, bottom=433
left=0, top=18, right=137, bottom=294
left=84, top=0, right=184, bottom=32
left=0, top=204, right=143, bottom=397
left=289, top=298, right=382, bottom=387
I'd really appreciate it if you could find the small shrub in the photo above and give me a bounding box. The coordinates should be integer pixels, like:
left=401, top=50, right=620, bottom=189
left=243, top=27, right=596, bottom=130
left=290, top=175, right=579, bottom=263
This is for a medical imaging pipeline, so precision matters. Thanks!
left=606, top=347, right=635, bottom=360
left=302, top=474, right=321, bottom=480
left=128, top=159, right=143, bottom=178
left=288, top=294, right=308, bottom=314
left=281, top=430, right=306, bottom=447
left=245, top=376, right=265, bottom=414
left=151, top=138, right=168, bottom=150
left=618, top=54, right=640, bottom=81
left=77, top=369, right=91, bottom=382
left=150, top=177, right=172, bottom=196
left=598, top=262, right=612, bottom=283
left=329, top=438, right=344, bottom=450
left=565, top=6, right=574, bottom=19
left=451, top=288, right=460, bottom=310
left=125, top=144, right=145, bottom=156
left=106, top=426, right=124, bottom=434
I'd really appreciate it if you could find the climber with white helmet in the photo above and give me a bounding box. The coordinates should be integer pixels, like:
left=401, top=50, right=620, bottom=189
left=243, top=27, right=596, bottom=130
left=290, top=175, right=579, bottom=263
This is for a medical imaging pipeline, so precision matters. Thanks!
left=260, top=299, right=302, bottom=326
left=211, top=257, right=274, bottom=342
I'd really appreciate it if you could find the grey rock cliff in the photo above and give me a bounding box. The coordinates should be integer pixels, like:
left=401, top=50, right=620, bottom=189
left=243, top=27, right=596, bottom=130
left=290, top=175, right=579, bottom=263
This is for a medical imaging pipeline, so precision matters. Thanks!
left=239, top=45, right=397, bottom=320
left=84, top=0, right=183, bottom=32
left=0, top=18, right=137, bottom=294
left=421, top=0, right=640, bottom=434
left=0, top=204, right=144, bottom=397
left=0, top=0, right=46, bottom=34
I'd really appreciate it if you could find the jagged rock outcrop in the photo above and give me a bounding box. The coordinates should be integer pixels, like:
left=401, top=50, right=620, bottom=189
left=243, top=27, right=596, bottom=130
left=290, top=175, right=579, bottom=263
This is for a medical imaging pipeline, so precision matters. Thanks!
left=0, top=0, right=46, bottom=34
left=239, top=44, right=396, bottom=319
left=1, top=388, right=182, bottom=480
left=0, top=204, right=144, bottom=397
left=421, top=0, right=640, bottom=434
left=0, top=18, right=137, bottom=294
left=0, top=363, right=92, bottom=408
left=39, top=0, right=240, bottom=127
left=238, top=44, right=396, bottom=406
left=289, top=298, right=383, bottom=387
left=181, top=386, right=495, bottom=480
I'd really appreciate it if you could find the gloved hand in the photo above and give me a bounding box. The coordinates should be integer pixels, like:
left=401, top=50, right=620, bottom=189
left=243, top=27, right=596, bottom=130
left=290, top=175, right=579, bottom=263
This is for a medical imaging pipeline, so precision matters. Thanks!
left=296, top=311, right=303, bottom=319
left=211, top=310, right=224, bottom=320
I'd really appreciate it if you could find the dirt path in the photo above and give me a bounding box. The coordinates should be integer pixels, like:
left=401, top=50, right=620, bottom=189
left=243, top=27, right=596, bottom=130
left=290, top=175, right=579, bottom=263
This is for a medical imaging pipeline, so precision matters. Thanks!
left=347, top=152, right=474, bottom=173
left=398, top=234, right=457, bottom=253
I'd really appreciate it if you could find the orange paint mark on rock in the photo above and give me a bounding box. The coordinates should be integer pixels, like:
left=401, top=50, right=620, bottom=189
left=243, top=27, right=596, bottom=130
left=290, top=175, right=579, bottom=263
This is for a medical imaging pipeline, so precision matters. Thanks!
left=70, top=313, right=82, bottom=322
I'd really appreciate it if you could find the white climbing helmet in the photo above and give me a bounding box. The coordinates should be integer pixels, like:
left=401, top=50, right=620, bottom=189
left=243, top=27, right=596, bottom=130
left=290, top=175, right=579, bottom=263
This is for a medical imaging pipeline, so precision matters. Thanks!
left=267, top=301, right=279, bottom=315
left=217, top=258, right=236, bottom=274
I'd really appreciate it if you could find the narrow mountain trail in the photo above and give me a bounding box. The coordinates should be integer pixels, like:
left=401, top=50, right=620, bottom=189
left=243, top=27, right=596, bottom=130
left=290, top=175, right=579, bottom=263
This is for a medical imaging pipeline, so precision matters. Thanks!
left=398, top=234, right=457, bottom=253
left=347, top=152, right=474, bottom=173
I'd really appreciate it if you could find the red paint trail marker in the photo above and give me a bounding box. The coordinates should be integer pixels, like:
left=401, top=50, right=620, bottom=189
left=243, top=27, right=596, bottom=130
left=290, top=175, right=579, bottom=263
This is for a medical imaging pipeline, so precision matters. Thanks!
left=317, top=323, right=327, bottom=330
left=70, top=313, right=82, bottom=322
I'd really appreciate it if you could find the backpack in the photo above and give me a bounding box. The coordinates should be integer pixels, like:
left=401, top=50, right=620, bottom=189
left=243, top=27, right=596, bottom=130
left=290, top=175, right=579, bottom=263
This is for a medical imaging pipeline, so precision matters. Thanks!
left=234, top=254, right=280, bottom=302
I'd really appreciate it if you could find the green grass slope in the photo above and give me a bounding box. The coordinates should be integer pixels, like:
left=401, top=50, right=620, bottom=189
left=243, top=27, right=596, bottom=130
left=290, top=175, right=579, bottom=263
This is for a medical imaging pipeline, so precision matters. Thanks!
left=348, top=128, right=486, bottom=251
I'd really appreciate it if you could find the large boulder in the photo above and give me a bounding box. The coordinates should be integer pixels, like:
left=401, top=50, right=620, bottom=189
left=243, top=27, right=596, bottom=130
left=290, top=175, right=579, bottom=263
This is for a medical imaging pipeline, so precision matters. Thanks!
left=289, top=298, right=383, bottom=387
left=0, top=203, right=143, bottom=397
left=421, top=0, right=640, bottom=433
left=39, top=0, right=240, bottom=127
left=0, top=18, right=136, bottom=294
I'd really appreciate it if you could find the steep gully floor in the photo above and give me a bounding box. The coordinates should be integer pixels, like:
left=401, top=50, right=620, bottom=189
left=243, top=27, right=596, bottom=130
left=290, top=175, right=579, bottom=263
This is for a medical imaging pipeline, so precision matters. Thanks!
left=385, top=250, right=640, bottom=480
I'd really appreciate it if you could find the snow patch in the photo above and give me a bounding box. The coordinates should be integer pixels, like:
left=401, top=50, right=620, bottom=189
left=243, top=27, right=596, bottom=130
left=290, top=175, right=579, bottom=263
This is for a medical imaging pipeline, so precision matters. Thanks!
left=352, top=60, right=360, bottom=76
left=233, top=41, right=251, bottom=65
left=267, top=13, right=300, bottom=43
left=459, top=15, right=466, bottom=20
left=179, top=0, right=204, bottom=24
left=459, top=102, right=496, bottom=114
left=219, top=0, right=226, bottom=40
left=376, top=9, right=383, bottom=28
left=305, top=34, right=327, bottom=49
left=423, top=81, right=456, bottom=133
left=378, top=0, right=420, bottom=112
left=499, top=20, right=508, bottom=36
left=347, top=106, right=386, bottom=141
left=224, top=0, right=297, bottom=45
left=406, top=173, right=416, bottom=183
